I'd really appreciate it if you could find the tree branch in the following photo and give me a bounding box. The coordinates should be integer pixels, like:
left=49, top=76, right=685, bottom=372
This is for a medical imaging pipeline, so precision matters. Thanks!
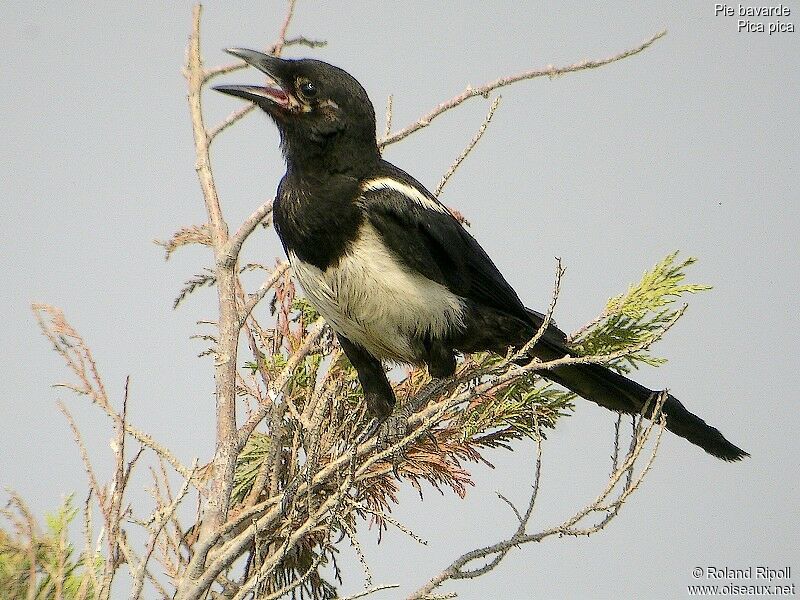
left=380, top=30, right=666, bottom=147
left=224, top=200, right=274, bottom=276
left=185, top=0, right=240, bottom=557
left=407, top=395, right=666, bottom=598
left=435, top=95, right=501, bottom=197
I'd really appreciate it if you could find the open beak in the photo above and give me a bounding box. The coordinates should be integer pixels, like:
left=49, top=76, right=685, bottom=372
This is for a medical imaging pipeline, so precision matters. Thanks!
left=213, top=48, right=292, bottom=109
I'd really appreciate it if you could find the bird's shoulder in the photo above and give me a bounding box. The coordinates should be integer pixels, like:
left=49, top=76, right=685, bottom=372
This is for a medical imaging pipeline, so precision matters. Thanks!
left=357, top=160, right=531, bottom=324
left=356, top=161, right=452, bottom=218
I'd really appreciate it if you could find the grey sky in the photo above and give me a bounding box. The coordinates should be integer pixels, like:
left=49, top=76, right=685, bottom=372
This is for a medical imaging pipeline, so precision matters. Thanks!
left=2, top=1, right=798, bottom=598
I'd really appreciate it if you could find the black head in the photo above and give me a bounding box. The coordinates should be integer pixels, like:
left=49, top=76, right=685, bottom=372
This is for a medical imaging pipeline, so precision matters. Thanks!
left=214, top=48, right=380, bottom=177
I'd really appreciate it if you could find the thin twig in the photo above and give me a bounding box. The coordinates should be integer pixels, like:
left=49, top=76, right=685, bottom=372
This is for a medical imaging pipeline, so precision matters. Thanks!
left=341, top=518, right=372, bottom=586
left=130, top=462, right=198, bottom=599
left=339, top=584, right=401, bottom=600
left=358, top=505, right=429, bottom=546
left=58, top=403, right=104, bottom=513
left=239, top=260, right=289, bottom=326
left=434, top=96, right=501, bottom=196
left=512, top=257, right=565, bottom=362
left=381, top=30, right=667, bottom=147
left=225, top=199, right=274, bottom=271
left=383, top=94, right=394, bottom=139
left=207, top=104, right=256, bottom=143
left=271, top=0, right=298, bottom=57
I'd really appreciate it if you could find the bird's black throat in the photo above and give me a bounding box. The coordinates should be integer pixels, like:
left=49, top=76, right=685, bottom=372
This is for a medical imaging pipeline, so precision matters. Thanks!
left=278, top=121, right=380, bottom=180
left=273, top=115, right=381, bottom=270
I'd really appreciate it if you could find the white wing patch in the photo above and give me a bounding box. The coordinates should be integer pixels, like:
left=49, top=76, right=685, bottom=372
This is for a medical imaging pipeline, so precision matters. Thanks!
left=361, top=177, right=450, bottom=215
left=288, top=222, right=464, bottom=364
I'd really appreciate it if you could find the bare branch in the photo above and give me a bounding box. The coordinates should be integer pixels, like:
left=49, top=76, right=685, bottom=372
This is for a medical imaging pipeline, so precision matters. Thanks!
left=179, top=2, right=310, bottom=587
left=340, top=517, right=372, bottom=586
left=383, top=94, right=394, bottom=139
left=380, top=30, right=667, bottom=147
left=224, top=199, right=275, bottom=277
left=271, top=0, right=299, bottom=57
left=207, top=104, right=256, bottom=143
left=357, top=505, right=429, bottom=547
left=339, top=584, right=401, bottom=600
left=407, top=395, right=666, bottom=598
left=434, top=95, right=501, bottom=197
left=185, top=2, right=240, bottom=543
left=107, top=377, right=130, bottom=582
left=58, top=402, right=104, bottom=508
left=512, top=257, right=565, bottom=362
left=283, top=35, right=327, bottom=50
left=130, top=461, right=198, bottom=600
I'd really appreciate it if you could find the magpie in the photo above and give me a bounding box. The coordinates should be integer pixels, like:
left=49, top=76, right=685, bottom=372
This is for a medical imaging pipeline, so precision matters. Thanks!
left=215, top=48, right=747, bottom=462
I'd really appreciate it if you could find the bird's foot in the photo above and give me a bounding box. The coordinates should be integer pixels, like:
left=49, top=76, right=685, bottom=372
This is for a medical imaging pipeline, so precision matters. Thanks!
left=376, top=410, right=410, bottom=479
left=355, top=416, right=384, bottom=446
left=376, top=411, right=409, bottom=451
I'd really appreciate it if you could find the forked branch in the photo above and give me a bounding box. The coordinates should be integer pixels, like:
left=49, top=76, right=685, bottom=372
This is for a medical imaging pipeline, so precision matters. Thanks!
left=380, top=30, right=666, bottom=147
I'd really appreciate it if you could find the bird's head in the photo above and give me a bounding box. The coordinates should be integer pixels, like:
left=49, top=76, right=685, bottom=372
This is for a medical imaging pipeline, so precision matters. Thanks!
left=214, top=48, right=379, bottom=176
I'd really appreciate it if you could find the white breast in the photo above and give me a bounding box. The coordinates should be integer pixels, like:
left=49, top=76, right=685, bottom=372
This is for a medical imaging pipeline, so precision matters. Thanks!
left=288, top=222, right=464, bottom=364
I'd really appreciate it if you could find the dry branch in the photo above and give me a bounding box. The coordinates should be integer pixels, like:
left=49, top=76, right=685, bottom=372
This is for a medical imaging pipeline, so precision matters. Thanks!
left=407, top=394, right=666, bottom=599
left=435, top=96, right=502, bottom=197
left=380, top=30, right=666, bottom=147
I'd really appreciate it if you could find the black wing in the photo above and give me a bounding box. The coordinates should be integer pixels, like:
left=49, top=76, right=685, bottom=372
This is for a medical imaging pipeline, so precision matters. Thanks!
left=360, top=160, right=532, bottom=325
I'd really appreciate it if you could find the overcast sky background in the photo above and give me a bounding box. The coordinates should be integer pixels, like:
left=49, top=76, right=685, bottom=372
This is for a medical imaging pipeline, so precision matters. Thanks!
left=2, top=2, right=798, bottom=598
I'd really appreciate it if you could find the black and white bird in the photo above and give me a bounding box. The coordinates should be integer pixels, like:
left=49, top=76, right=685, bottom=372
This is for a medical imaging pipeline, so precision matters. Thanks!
left=215, top=48, right=747, bottom=462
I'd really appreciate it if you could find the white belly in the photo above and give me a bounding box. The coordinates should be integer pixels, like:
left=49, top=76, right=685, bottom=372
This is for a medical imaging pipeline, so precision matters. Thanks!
left=288, top=222, right=465, bottom=363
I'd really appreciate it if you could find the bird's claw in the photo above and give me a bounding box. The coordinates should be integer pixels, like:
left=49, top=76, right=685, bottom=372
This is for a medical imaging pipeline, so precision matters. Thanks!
left=376, top=412, right=409, bottom=452
left=355, top=412, right=409, bottom=479
left=377, top=411, right=409, bottom=479
left=356, top=416, right=384, bottom=445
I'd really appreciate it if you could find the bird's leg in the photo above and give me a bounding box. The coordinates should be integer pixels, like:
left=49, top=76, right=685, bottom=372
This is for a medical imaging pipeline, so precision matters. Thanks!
left=376, top=374, right=457, bottom=479
left=376, top=408, right=410, bottom=459
left=337, top=335, right=395, bottom=435
left=424, top=336, right=457, bottom=380
left=335, top=336, right=409, bottom=470
left=339, top=336, right=456, bottom=474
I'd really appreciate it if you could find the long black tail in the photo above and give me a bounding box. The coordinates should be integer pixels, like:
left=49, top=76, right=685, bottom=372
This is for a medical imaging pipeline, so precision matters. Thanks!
left=522, top=309, right=748, bottom=462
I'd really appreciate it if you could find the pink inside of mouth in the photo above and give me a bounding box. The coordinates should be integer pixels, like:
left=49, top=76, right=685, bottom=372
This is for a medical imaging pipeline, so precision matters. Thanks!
left=261, top=85, right=289, bottom=106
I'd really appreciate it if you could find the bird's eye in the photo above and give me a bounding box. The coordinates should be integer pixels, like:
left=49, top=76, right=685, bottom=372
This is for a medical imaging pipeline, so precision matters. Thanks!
left=298, top=80, right=318, bottom=99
